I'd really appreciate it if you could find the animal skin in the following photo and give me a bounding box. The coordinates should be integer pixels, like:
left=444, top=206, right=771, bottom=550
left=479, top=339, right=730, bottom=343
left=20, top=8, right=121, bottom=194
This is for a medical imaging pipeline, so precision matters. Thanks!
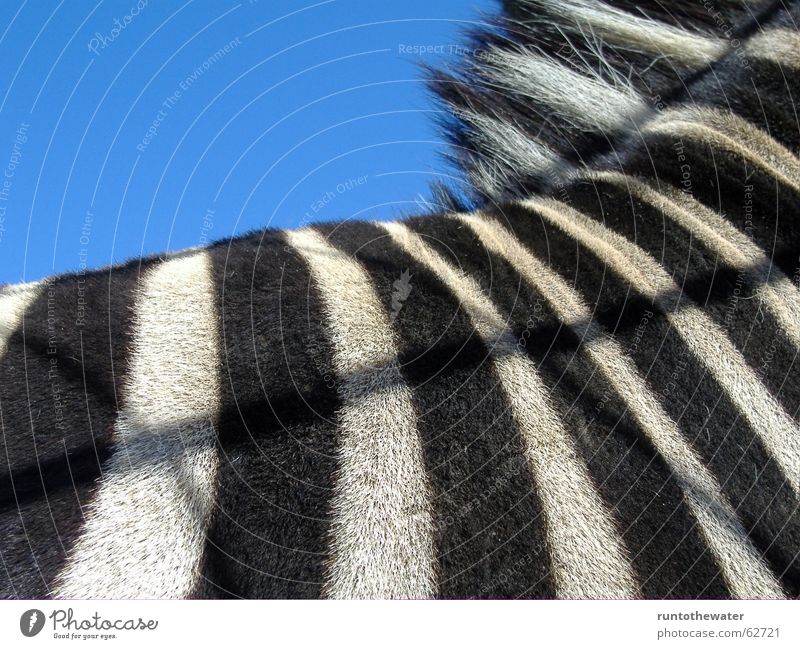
left=1, top=0, right=799, bottom=598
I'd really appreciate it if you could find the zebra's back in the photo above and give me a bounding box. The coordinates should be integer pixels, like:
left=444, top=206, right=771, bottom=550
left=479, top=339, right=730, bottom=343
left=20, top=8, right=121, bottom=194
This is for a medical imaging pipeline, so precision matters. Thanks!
left=1, top=0, right=799, bottom=598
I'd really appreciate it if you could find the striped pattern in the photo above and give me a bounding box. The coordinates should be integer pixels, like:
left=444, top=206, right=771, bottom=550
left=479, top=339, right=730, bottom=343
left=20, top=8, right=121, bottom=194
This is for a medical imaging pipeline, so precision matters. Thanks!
left=479, top=49, right=648, bottom=134
left=645, top=108, right=800, bottom=193
left=589, top=171, right=800, bottom=349
left=286, top=229, right=437, bottom=599
left=2, top=0, right=798, bottom=599
left=379, top=220, right=639, bottom=599
left=52, top=252, right=221, bottom=598
left=459, top=213, right=784, bottom=598
left=430, top=0, right=787, bottom=202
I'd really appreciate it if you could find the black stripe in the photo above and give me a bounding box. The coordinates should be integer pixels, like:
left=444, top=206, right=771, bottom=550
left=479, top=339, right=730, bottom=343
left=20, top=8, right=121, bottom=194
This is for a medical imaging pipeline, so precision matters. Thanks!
left=316, top=220, right=556, bottom=598
left=408, top=211, right=736, bottom=597
left=507, top=199, right=800, bottom=595
left=0, top=262, right=142, bottom=597
left=197, top=231, right=340, bottom=598
left=621, top=131, right=800, bottom=282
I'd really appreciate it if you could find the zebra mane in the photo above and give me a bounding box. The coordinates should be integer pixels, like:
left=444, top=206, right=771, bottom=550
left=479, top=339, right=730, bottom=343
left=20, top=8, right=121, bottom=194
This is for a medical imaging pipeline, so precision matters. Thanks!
left=428, top=0, right=776, bottom=206
left=3, top=0, right=800, bottom=600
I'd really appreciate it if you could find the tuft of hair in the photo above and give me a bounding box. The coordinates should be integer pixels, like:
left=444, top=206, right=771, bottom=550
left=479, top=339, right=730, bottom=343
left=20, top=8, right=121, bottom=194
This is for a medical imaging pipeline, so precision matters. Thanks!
left=427, top=179, right=475, bottom=214
left=427, top=0, right=773, bottom=205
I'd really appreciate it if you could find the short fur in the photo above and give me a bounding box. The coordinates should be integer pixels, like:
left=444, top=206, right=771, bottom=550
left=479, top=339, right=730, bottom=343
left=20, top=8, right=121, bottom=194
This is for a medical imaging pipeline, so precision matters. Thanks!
left=1, top=0, right=798, bottom=598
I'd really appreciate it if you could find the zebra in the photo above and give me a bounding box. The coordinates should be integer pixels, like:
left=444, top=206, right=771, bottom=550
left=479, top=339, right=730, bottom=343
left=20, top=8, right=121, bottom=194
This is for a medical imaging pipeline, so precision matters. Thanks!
left=1, top=0, right=799, bottom=599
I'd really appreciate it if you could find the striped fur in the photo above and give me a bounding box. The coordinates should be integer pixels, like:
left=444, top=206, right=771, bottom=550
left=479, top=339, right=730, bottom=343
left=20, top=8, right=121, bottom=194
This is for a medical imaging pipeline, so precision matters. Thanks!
left=380, top=220, right=639, bottom=598
left=524, top=196, right=800, bottom=498
left=286, top=229, right=438, bottom=599
left=54, top=252, right=221, bottom=598
left=0, top=285, right=41, bottom=359
left=589, top=171, right=800, bottom=349
left=459, top=213, right=783, bottom=598
left=1, top=0, right=799, bottom=599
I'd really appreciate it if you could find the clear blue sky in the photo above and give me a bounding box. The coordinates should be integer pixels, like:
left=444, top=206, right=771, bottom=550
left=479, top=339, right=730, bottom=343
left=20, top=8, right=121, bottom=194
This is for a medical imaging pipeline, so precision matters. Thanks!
left=0, top=0, right=495, bottom=284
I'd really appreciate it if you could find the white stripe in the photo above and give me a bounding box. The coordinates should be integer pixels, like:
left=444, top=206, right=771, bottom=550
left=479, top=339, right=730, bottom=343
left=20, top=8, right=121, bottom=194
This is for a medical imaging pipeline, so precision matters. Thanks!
left=452, top=108, right=569, bottom=195
left=646, top=108, right=800, bottom=193
left=0, top=283, right=41, bottom=359
left=481, top=49, right=648, bottom=133
left=378, top=220, right=639, bottom=598
left=516, top=0, right=726, bottom=66
left=592, top=171, right=800, bottom=349
left=460, top=213, right=784, bottom=598
left=286, top=228, right=438, bottom=599
left=54, top=251, right=221, bottom=598
left=524, top=198, right=800, bottom=498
